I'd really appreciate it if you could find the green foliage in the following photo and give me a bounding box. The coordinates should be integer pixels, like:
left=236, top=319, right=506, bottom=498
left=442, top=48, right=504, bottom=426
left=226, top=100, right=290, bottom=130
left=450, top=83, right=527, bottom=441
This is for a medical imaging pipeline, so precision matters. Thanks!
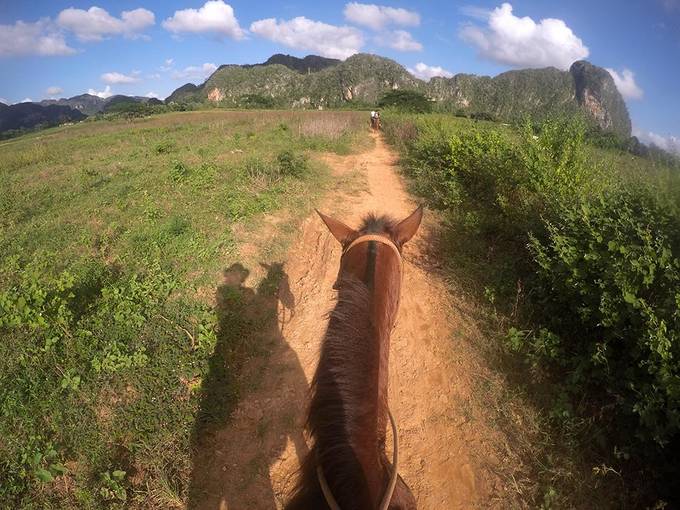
left=277, top=149, right=308, bottom=177
left=99, top=470, right=127, bottom=502
left=238, top=94, right=278, bottom=109
left=528, top=190, right=680, bottom=446
left=169, top=160, right=190, bottom=182
left=103, top=100, right=167, bottom=119
left=378, top=90, right=432, bottom=113
left=155, top=140, right=176, bottom=154
left=385, top=111, right=680, bottom=503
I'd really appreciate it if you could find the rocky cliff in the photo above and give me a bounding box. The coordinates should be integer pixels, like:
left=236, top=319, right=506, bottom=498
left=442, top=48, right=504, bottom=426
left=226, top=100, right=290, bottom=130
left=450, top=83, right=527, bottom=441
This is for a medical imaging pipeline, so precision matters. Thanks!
left=168, top=53, right=632, bottom=136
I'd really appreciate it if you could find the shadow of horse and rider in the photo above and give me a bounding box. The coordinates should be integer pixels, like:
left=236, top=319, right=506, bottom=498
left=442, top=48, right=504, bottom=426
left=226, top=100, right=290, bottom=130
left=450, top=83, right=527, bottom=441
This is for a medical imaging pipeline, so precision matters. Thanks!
left=188, top=262, right=308, bottom=510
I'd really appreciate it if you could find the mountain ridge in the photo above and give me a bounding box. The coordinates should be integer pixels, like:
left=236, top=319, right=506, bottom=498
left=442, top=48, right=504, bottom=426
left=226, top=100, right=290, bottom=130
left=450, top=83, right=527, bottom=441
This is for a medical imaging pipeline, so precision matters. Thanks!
left=168, top=53, right=631, bottom=136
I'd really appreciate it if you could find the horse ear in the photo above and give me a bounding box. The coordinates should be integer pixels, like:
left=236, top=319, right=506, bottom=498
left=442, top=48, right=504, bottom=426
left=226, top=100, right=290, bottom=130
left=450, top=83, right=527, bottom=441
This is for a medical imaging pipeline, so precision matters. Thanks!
left=316, top=210, right=357, bottom=245
left=395, top=205, right=423, bottom=245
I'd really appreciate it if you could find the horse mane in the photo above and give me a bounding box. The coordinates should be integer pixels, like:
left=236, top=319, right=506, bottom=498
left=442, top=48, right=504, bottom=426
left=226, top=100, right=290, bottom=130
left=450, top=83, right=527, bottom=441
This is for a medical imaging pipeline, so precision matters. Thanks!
left=286, top=213, right=400, bottom=510
left=358, top=213, right=399, bottom=238
left=287, top=275, right=387, bottom=509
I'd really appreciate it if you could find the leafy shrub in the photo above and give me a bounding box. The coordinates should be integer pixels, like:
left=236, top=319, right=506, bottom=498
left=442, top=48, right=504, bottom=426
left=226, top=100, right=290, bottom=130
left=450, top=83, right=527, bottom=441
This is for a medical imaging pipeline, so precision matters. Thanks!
left=527, top=190, right=680, bottom=446
left=384, top=111, right=680, bottom=500
left=155, top=140, right=176, bottom=154
left=277, top=150, right=308, bottom=177
left=378, top=90, right=432, bottom=113
left=239, top=94, right=277, bottom=109
left=169, top=160, right=190, bottom=182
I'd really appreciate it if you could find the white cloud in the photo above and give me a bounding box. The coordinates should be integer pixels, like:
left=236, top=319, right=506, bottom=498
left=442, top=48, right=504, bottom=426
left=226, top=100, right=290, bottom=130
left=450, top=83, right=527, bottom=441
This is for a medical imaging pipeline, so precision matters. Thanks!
left=459, top=2, right=589, bottom=70
left=0, top=98, right=8, bottom=104
left=87, top=85, right=113, bottom=99
left=634, top=129, right=680, bottom=155
left=148, top=72, right=161, bottom=79
left=101, top=72, right=140, bottom=84
left=57, top=6, right=154, bottom=42
left=0, top=19, right=76, bottom=57
left=375, top=29, right=422, bottom=51
left=165, top=58, right=174, bottom=66
left=20, top=98, right=33, bottom=103
left=46, top=86, right=64, bottom=96
left=458, top=5, right=492, bottom=20
left=408, top=62, right=454, bottom=80
left=145, top=91, right=159, bottom=98
left=163, top=1, right=244, bottom=39
left=343, top=3, right=420, bottom=30
left=250, top=17, right=363, bottom=59
left=606, top=68, right=643, bottom=100
left=172, top=62, right=218, bottom=80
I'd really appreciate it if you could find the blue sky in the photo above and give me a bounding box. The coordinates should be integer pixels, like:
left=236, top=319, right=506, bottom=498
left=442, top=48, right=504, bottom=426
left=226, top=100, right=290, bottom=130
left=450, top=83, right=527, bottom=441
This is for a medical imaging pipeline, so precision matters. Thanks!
left=1, top=1, right=678, bottom=150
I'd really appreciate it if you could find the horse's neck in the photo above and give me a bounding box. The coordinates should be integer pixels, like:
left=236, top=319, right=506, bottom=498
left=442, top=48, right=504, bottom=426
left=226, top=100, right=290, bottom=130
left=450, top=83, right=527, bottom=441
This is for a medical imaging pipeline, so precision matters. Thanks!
left=310, top=272, right=400, bottom=507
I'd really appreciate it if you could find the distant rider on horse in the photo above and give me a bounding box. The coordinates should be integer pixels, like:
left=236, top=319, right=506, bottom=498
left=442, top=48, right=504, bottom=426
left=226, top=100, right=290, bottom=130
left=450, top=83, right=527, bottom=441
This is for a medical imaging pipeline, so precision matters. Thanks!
left=370, top=110, right=381, bottom=130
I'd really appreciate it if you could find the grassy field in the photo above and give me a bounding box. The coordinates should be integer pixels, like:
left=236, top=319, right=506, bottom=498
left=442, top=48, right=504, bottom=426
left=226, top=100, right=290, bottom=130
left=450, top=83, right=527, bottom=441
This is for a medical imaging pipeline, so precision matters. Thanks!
left=383, top=112, right=680, bottom=508
left=0, top=110, right=369, bottom=508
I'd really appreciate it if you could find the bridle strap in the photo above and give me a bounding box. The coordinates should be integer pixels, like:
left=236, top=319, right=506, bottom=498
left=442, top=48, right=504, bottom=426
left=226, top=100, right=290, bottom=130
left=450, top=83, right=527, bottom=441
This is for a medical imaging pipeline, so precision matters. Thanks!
left=343, top=234, right=402, bottom=264
left=343, top=235, right=403, bottom=287
left=316, top=409, right=400, bottom=510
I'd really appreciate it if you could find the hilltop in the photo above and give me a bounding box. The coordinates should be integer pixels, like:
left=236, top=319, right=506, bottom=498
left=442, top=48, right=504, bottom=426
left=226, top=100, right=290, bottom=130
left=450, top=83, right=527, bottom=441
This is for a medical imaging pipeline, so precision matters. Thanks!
left=168, top=53, right=631, bottom=137
left=0, top=102, right=86, bottom=135
left=0, top=95, right=161, bottom=136
left=1, top=52, right=632, bottom=138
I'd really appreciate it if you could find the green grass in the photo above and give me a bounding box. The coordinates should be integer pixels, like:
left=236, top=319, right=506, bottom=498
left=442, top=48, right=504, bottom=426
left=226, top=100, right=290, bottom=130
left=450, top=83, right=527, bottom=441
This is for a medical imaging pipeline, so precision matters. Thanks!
left=0, top=110, right=368, bottom=508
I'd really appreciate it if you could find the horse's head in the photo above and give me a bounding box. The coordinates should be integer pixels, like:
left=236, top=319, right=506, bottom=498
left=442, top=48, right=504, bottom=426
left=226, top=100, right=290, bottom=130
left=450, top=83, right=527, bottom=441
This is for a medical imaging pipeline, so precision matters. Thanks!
left=316, top=206, right=423, bottom=290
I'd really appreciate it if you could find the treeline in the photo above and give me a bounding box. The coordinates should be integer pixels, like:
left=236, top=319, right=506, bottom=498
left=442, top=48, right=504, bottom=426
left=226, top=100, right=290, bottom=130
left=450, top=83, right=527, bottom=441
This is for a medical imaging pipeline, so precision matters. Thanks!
left=383, top=112, right=680, bottom=507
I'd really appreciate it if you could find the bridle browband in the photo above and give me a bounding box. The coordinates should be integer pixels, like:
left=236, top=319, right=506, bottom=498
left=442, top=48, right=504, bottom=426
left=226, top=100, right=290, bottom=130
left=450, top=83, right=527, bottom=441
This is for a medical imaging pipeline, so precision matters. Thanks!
left=343, top=234, right=403, bottom=268
left=316, top=233, right=403, bottom=510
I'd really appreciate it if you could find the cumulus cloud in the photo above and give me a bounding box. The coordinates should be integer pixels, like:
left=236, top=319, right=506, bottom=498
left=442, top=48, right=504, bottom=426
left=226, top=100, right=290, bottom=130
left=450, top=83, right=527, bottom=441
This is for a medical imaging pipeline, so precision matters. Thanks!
left=407, top=62, right=454, bottom=81
left=46, top=86, right=63, bottom=96
left=145, top=92, right=159, bottom=98
left=375, top=29, right=422, bottom=51
left=20, top=98, right=33, bottom=103
left=163, top=1, right=244, bottom=39
left=101, top=72, right=140, bottom=84
left=250, top=16, right=363, bottom=59
left=87, top=85, right=113, bottom=98
left=57, top=6, right=154, bottom=42
left=0, top=19, right=76, bottom=57
left=606, top=68, right=643, bottom=100
left=634, top=129, right=680, bottom=155
left=458, top=5, right=492, bottom=20
left=172, top=63, right=218, bottom=80
left=343, top=3, right=420, bottom=30
left=459, top=2, right=589, bottom=70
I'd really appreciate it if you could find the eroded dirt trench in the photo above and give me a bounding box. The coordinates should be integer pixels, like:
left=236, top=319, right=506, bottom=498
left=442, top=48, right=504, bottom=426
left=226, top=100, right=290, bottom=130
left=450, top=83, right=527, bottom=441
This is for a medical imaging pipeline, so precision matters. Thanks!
left=193, top=133, right=507, bottom=509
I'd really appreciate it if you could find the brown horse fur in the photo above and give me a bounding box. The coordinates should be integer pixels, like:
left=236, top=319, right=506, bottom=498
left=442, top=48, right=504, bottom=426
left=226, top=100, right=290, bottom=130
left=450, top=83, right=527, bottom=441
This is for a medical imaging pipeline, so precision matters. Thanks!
left=285, top=206, right=423, bottom=510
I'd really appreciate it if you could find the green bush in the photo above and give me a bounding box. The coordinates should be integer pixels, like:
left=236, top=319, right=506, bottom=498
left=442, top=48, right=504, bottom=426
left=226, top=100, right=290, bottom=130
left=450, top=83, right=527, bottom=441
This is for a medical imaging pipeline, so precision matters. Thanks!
left=378, top=90, right=432, bottom=113
left=277, top=150, right=308, bottom=177
left=384, top=111, right=680, bottom=499
left=169, top=160, right=190, bottom=182
left=528, top=190, right=680, bottom=446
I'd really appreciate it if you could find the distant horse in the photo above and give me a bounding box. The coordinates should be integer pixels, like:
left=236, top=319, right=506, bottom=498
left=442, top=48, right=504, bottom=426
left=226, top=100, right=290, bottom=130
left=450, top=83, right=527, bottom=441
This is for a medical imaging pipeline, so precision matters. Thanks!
left=285, top=206, right=423, bottom=510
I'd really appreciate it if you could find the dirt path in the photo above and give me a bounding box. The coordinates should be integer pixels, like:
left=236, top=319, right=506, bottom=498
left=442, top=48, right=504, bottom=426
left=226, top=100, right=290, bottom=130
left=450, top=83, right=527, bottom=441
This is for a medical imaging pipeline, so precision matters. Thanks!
left=192, top=133, right=508, bottom=509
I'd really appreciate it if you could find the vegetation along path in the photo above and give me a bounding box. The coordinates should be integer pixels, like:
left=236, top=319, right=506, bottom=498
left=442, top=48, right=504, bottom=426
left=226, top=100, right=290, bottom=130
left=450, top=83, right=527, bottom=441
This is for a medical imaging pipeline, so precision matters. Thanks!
left=192, top=132, right=514, bottom=509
